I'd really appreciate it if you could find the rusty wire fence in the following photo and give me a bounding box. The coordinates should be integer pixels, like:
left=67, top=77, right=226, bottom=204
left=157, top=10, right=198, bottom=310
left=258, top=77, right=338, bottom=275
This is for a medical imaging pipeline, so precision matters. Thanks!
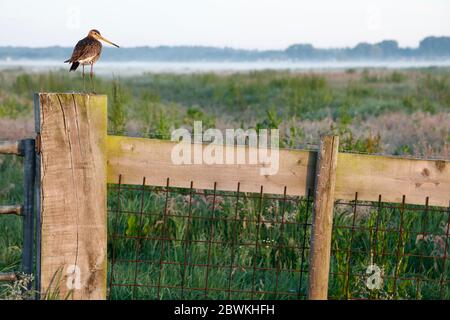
left=329, top=195, right=450, bottom=300
left=107, top=176, right=313, bottom=300
left=106, top=177, right=449, bottom=300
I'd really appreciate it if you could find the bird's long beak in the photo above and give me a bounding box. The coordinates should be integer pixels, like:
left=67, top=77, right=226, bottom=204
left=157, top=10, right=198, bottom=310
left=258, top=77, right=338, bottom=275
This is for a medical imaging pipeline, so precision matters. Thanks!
left=98, top=35, right=120, bottom=48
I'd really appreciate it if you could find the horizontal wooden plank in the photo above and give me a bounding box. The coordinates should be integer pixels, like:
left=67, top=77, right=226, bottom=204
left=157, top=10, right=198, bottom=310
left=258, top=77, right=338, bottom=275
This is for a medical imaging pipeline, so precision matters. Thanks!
left=0, top=272, right=17, bottom=282
left=106, top=135, right=450, bottom=207
left=0, top=205, right=22, bottom=216
left=336, top=153, right=450, bottom=207
left=107, top=135, right=316, bottom=196
left=0, top=140, right=22, bottom=155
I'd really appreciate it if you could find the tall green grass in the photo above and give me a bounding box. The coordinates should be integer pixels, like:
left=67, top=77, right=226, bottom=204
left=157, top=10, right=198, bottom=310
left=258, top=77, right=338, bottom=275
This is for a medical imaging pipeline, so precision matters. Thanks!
left=2, top=68, right=449, bottom=123
left=106, top=185, right=449, bottom=300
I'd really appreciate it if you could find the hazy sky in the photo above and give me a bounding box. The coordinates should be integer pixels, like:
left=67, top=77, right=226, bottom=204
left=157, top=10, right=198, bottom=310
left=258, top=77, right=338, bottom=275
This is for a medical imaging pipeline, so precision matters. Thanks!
left=1, top=0, right=449, bottom=49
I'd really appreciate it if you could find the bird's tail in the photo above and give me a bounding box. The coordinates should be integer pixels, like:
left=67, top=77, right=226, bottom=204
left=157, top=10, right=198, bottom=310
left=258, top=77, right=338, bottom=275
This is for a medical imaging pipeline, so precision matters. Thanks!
left=69, top=62, right=80, bottom=72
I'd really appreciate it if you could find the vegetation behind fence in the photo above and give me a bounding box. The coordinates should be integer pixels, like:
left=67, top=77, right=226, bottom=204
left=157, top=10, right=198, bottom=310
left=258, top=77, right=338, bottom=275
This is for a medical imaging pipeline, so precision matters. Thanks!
left=106, top=183, right=449, bottom=300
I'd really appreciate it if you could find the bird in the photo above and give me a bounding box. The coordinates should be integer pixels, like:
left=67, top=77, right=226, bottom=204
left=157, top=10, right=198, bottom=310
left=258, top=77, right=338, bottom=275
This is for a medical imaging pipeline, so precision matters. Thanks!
left=65, top=29, right=119, bottom=92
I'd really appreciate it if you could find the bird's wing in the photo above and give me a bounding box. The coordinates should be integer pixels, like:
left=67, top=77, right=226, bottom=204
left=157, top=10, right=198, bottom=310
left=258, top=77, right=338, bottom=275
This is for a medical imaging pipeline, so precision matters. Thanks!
left=67, top=38, right=92, bottom=63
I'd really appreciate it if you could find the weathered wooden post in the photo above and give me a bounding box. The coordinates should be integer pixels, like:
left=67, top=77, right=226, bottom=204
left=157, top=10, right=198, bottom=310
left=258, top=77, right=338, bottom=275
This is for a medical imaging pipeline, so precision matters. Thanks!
left=35, top=93, right=107, bottom=300
left=308, top=135, right=339, bottom=300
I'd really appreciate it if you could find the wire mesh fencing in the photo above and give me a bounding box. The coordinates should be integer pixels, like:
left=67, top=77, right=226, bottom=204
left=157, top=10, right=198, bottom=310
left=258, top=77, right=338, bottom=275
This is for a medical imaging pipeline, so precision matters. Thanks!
left=329, top=195, right=449, bottom=300
left=107, top=176, right=313, bottom=300
left=106, top=176, right=449, bottom=300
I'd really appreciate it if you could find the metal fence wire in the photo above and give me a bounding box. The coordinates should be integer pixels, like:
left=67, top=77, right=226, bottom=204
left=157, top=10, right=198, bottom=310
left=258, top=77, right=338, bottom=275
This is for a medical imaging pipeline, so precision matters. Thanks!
left=329, top=195, right=449, bottom=300
left=107, top=176, right=313, bottom=300
left=106, top=176, right=449, bottom=300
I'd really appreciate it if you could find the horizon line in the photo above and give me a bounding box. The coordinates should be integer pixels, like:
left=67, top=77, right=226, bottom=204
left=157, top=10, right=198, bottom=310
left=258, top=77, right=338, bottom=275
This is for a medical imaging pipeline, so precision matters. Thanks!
left=1, top=35, right=449, bottom=51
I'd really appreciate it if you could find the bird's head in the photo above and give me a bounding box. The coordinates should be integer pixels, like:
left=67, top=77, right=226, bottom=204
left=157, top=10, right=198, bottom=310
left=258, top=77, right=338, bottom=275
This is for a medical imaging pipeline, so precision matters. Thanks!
left=88, top=29, right=120, bottom=48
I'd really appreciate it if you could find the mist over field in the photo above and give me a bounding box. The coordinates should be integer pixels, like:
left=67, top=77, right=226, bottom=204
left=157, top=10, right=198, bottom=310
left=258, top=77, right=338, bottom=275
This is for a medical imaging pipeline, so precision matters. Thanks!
left=1, top=36, right=450, bottom=62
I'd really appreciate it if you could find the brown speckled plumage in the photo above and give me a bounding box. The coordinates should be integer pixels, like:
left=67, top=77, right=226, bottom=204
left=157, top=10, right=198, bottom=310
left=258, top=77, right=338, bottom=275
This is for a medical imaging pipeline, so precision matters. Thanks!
left=64, top=29, right=119, bottom=91
left=65, top=37, right=102, bottom=71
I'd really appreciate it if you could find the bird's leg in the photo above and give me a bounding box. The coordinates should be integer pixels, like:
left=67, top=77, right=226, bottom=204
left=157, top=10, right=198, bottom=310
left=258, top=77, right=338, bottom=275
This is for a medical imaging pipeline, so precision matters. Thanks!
left=82, top=65, right=86, bottom=92
left=90, top=63, right=95, bottom=94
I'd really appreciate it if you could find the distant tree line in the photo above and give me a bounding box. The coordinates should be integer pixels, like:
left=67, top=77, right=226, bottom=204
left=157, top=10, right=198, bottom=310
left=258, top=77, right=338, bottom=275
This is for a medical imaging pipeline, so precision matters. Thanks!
left=1, top=36, right=449, bottom=62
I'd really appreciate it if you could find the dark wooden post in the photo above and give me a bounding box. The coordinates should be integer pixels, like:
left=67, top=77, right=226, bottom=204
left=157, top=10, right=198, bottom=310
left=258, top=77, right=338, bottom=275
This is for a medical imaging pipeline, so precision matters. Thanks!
left=308, top=135, right=339, bottom=300
left=35, top=93, right=107, bottom=300
left=22, top=138, right=36, bottom=276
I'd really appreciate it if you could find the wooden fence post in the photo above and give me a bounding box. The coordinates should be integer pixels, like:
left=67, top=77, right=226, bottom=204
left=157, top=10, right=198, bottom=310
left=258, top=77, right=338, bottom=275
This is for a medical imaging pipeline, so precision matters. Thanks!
left=308, top=135, right=339, bottom=300
left=22, top=138, right=36, bottom=278
left=35, top=93, right=107, bottom=300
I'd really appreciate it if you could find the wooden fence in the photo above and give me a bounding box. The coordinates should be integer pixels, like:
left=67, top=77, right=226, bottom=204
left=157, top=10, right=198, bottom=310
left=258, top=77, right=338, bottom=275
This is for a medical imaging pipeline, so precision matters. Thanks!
left=0, top=139, right=36, bottom=286
left=34, top=93, right=449, bottom=300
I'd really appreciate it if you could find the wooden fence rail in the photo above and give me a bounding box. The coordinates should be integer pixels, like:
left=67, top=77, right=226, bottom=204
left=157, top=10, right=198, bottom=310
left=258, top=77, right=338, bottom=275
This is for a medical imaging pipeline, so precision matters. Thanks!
left=34, top=93, right=450, bottom=300
left=0, top=139, right=35, bottom=286
left=0, top=205, right=22, bottom=216
left=107, top=136, right=450, bottom=207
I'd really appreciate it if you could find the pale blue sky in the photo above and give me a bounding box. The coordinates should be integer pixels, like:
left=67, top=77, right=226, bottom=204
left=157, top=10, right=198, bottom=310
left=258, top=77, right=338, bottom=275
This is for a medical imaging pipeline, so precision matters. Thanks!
left=1, top=0, right=449, bottom=49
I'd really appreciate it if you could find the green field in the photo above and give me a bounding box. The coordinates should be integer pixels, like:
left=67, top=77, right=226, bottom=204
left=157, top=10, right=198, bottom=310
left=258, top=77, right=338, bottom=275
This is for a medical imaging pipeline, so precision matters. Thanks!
left=0, top=68, right=449, bottom=299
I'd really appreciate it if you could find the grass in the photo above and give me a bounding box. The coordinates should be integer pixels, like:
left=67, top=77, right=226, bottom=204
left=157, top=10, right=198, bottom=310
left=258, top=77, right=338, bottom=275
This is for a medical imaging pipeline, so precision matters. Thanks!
left=0, top=156, right=23, bottom=275
left=107, top=186, right=311, bottom=300
left=0, top=67, right=449, bottom=299
left=1, top=68, right=449, bottom=155
left=105, top=185, right=449, bottom=300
